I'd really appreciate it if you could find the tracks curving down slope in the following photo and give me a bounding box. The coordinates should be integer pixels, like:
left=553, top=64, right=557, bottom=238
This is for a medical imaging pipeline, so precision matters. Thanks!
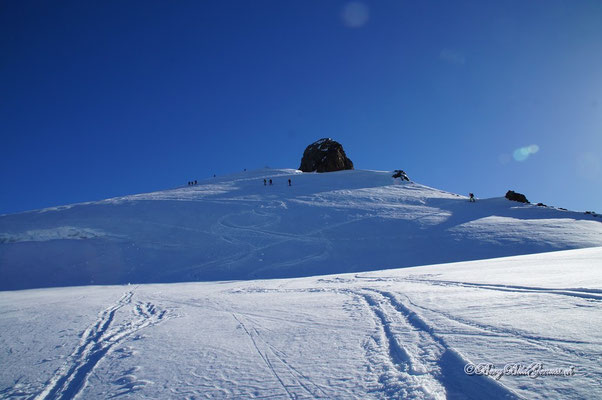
left=34, top=290, right=169, bottom=400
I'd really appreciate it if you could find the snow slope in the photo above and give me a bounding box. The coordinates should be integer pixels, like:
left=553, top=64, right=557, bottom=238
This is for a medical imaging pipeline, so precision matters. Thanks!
left=1, top=247, right=600, bottom=399
left=1, top=169, right=601, bottom=290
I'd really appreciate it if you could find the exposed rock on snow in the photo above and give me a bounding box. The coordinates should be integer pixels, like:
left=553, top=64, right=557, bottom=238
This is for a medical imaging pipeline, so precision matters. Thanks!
left=505, top=190, right=529, bottom=203
left=299, top=138, right=354, bottom=172
left=392, top=170, right=410, bottom=181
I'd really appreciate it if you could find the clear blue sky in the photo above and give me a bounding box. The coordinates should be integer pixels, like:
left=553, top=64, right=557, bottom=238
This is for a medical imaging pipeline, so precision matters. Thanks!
left=2, top=0, right=601, bottom=214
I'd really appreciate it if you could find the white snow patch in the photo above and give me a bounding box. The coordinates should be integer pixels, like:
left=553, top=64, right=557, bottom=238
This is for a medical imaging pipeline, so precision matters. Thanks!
left=0, top=226, right=110, bottom=243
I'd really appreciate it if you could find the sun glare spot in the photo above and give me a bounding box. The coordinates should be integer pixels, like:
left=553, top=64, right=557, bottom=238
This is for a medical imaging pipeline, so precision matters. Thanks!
left=513, top=144, right=539, bottom=162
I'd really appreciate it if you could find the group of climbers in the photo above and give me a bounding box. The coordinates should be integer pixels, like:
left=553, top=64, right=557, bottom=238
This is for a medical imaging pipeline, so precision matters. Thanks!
left=188, top=174, right=293, bottom=188
left=264, top=178, right=292, bottom=186
left=194, top=173, right=473, bottom=201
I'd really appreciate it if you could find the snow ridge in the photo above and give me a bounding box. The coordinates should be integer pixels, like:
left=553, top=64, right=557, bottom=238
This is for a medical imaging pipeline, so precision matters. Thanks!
left=1, top=168, right=601, bottom=290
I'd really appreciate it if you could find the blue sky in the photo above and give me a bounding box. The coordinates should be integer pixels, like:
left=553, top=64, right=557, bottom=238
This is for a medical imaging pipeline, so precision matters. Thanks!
left=1, top=0, right=601, bottom=214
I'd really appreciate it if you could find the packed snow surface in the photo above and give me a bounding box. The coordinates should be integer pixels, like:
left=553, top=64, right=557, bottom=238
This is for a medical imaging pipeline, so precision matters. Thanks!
left=1, top=247, right=600, bottom=399
left=1, top=169, right=601, bottom=290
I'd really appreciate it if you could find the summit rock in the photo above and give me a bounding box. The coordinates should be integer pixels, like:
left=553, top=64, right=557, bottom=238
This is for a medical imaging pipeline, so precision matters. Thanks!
left=299, top=138, right=354, bottom=173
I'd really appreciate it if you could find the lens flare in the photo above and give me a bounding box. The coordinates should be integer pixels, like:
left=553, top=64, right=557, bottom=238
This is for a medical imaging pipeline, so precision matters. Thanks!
left=341, top=2, right=369, bottom=28
left=513, top=144, right=539, bottom=162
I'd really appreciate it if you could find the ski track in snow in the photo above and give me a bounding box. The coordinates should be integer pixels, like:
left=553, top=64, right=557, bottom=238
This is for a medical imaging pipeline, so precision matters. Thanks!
left=231, top=312, right=331, bottom=399
left=346, top=288, right=521, bottom=400
left=203, top=204, right=368, bottom=277
left=33, top=289, right=169, bottom=400
left=349, top=275, right=602, bottom=362
left=401, top=278, right=602, bottom=301
left=355, top=289, right=447, bottom=399
left=228, top=286, right=523, bottom=399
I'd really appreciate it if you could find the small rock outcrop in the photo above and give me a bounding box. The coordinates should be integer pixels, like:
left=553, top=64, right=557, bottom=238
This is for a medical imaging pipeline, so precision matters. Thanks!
left=299, top=138, right=354, bottom=173
left=505, top=190, right=529, bottom=203
left=392, top=170, right=410, bottom=181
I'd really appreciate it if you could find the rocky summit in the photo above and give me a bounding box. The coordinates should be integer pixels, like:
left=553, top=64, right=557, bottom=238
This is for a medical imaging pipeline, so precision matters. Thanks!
left=299, top=138, right=354, bottom=173
left=505, top=190, right=529, bottom=203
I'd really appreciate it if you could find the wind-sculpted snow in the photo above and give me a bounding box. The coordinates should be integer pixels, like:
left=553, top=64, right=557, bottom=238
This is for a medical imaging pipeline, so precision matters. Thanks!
left=1, top=169, right=601, bottom=290
left=0, top=227, right=112, bottom=244
left=1, top=248, right=600, bottom=399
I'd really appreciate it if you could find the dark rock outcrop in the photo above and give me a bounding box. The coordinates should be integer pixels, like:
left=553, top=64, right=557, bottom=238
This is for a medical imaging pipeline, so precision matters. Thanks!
left=299, top=138, right=354, bottom=173
left=505, top=190, right=529, bottom=203
left=392, top=170, right=410, bottom=181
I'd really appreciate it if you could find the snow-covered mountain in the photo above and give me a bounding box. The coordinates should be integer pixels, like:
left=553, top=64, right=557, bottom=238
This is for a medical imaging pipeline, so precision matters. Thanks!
left=1, top=168, right=601, bottom=290
left=1, top=169, right=602, bottom=399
